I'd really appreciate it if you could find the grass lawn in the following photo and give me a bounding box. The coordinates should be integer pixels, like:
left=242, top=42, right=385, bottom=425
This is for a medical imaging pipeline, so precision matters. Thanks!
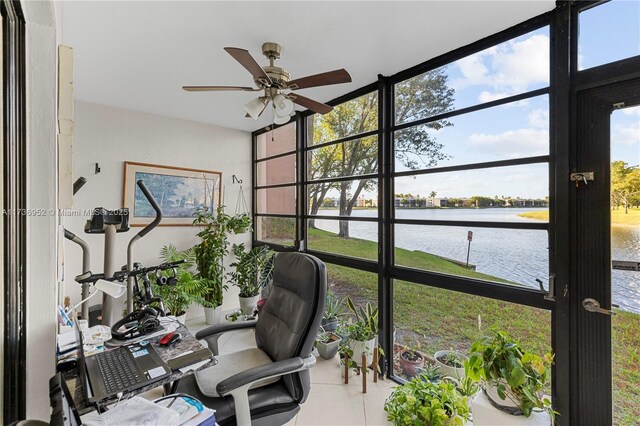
left=308, top=227, right=640, bottom=424
left=519, top=207, right=640, bottom=226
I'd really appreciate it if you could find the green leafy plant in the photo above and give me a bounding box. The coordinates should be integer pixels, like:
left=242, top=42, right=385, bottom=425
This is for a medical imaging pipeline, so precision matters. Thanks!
left=466, top=330, right=555, bottom=418
left=456, top=375, right=480, bottom=397
left=192, top=206, right=251, bottom=308
left=384, top=377, right=471, bottom=426
left=417, top=363, right=441, bottom=382
left=151, top=244, right=204, bottom=315
left=345, top=296, right=379, bottom=335
left=227, top=244, right=275, bottom=298
left=439, top=349, right=464, bottom=368
left=323, top=290, right=344, bottom=320
left=338, top=299, right=385, bottom=374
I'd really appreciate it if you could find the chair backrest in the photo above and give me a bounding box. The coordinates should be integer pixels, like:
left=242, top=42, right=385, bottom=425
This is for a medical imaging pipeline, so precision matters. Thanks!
left=255, top=252, right=327, bottom=401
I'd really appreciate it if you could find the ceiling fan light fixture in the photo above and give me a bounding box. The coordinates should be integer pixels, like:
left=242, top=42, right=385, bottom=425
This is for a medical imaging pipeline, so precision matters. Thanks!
left=244, top=97, right=268, bottom=120
left=274, top=112, right=291, bottom=125
left=273, top=94, right=294, bottom=116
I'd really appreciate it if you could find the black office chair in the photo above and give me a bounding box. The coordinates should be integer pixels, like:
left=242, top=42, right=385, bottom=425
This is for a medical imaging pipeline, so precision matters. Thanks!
left=177, top=252, right=327, bottom=425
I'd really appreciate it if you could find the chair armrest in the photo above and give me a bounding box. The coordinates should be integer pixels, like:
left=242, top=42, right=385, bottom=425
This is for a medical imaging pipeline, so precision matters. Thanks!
left=216, top=356, right=316, bottom=396
left=194, top=320, right=257, bottom=340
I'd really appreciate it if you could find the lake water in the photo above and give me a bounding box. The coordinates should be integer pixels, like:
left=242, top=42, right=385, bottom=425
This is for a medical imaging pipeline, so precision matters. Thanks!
left=315, top=208, right=640, bottom=313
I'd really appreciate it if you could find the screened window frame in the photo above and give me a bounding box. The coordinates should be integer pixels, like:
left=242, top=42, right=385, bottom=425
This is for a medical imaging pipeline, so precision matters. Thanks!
left=252, top=9, right=558, bottom=360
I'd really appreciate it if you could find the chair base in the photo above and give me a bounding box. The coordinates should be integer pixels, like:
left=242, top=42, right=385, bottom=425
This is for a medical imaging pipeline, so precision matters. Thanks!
left=176, top=374, right=300, bottom=425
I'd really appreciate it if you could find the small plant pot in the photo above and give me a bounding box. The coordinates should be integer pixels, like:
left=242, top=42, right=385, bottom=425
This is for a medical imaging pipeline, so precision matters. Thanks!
left=434, top=350, right=468, bottom=379
left=484, top=380, right=523, bottom=415
left=204, top=306, right=223, bottom=325
left=175, top=313, right=187, bottom=325
left=398, top=349, right=426, bottom=378
left=348, top=338, right=376, bottom=367
left=317, top=333, right=342, bottom=360
left=239, top=295, right=260, bottom=316
left=321, top=316, right=339, bottom=332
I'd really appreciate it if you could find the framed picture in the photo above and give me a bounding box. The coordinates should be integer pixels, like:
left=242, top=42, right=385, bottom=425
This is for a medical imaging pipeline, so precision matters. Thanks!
left=123, top=161, right=222, bottom=226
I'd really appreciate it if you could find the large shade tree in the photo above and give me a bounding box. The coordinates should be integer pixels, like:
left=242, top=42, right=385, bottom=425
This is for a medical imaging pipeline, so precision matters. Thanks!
left=611, top=161, right=640, bottom=213
left=307, top=68, right=455, bottom=237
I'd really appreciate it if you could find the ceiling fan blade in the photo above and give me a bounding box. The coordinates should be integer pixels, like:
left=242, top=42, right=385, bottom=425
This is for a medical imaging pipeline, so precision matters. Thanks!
left=224, top=47, right=273, bottom=85
left=182, top=85, right=258, bottom=92
left=289, top=94, right=333, bottom=115
left=286, top=69, right=352, bottom=90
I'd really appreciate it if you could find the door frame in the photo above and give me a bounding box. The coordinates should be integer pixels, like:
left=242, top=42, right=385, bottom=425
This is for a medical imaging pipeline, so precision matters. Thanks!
left=571, top=71, right=640, bottom=424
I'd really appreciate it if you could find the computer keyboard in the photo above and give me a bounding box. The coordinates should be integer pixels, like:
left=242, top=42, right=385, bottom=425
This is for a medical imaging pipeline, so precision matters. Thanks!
left=95, top=349, right=143, bottom=394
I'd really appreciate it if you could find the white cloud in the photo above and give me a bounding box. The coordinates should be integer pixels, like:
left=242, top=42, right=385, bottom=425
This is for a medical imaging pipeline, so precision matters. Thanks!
left=527, top=109, right=549, bottom=128
left=478, top=91, right=512, bottom=103
left=612, top=123, right=640, bottom=146
left=622, top=106, right=640, bottom=116
left=453, top=34, right=550, bottom=101
left=468, top=128, right=548, bottom=158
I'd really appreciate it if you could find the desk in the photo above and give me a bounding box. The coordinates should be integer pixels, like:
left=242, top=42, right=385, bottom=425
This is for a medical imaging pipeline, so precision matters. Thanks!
left=64, top=324, right=216, bottom=414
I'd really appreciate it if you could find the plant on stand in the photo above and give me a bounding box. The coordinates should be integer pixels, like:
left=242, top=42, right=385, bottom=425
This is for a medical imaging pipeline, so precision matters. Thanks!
left=151, top=244, right=204, bottom=323
left=339, top=297, right=384, bottom=375
left=228, top=244, right=275, bottom=316
left=193, top=206, right=251, bottom=325
left=466, top=330, right=555, bottom=419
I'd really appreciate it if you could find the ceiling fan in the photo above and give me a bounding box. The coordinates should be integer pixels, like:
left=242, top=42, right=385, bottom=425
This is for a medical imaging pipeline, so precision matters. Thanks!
left=182, top=42, right=352, bottom=124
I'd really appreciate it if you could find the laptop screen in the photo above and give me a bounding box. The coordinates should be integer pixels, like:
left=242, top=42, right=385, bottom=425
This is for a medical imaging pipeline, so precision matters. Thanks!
left=73, top=317, right=92, bottom=400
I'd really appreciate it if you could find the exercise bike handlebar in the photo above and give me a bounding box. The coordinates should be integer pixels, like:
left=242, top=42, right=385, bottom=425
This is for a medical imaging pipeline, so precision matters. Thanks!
left=127, top=179, right=163, bottom=314
left=127, top=260, right=186, bottom=277
left=136, top=180, right=162, bottom=238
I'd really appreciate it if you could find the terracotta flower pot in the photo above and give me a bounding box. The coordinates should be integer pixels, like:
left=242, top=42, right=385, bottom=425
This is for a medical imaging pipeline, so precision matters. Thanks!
left=398, top=349, right=425, bottom=378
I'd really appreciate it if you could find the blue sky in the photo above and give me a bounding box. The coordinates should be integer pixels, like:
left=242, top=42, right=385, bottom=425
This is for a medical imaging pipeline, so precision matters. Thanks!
left=366, top=1, right=639, bottom=201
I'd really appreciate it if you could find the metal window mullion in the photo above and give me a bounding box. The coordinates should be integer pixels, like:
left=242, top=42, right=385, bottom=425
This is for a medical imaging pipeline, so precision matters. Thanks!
left=296, top=113, right=306, bottom=251
left=305, top=173, right=379, bottom=186
left=393, top=87, right=549, bottom=132
left=304, top=129, right=379, bottom=152
left=391, top=267, right=554, bottom=310
left=393, top=155, right=550, bottom=178
left=393, top=218, right=549, bottom=230
left=255, top=149, right=297, bottom=164
left=379, top=74, right=394, bottom=378
left=304, top=215, right=378, bottom=223
left=255, top=182, right=298, bottom=190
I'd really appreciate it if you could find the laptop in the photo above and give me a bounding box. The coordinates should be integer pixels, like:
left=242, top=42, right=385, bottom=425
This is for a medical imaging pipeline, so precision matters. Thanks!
left=75, top=318, right=171, bottom=402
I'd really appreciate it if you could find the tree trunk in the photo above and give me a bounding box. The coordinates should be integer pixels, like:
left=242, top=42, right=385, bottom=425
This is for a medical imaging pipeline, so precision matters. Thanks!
left=338, top=220, right=349, bottom=239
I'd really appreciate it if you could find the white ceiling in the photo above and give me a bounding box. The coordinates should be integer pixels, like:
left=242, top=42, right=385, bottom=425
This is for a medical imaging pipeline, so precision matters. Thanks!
left=61, top=1, right=555, bottom=132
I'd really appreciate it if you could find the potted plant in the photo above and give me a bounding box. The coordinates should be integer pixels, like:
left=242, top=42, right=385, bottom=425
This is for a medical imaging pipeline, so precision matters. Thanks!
left=466, top=330, right=555, bottom=419
left=434, top=348, right=468, bottom=379
left=398, top=339, right=426, bottom=379
left=151, top=244, right=204, bottom=323
left=417, top=363, right=441, bottom=383
left=228, top=244, right=275, bottom=315
left=315, top=327, right=343, bottom=360
left=321, top=290, right=344, bottom=332
left=384, top=376, right=471, bottom=426
left=341, top=297, right=379, bottom=369
left=193, top=206, right=250, bottom=324
left=455, top=375, right=481, bottom=400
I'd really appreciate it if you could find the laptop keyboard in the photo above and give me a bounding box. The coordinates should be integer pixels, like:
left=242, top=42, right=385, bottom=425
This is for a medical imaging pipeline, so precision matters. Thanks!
left=95, top=349, right=143, bottom=394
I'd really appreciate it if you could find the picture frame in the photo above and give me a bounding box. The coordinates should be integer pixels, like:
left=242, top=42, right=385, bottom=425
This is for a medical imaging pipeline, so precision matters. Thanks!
left=123, top=161, right=222, bottom=226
